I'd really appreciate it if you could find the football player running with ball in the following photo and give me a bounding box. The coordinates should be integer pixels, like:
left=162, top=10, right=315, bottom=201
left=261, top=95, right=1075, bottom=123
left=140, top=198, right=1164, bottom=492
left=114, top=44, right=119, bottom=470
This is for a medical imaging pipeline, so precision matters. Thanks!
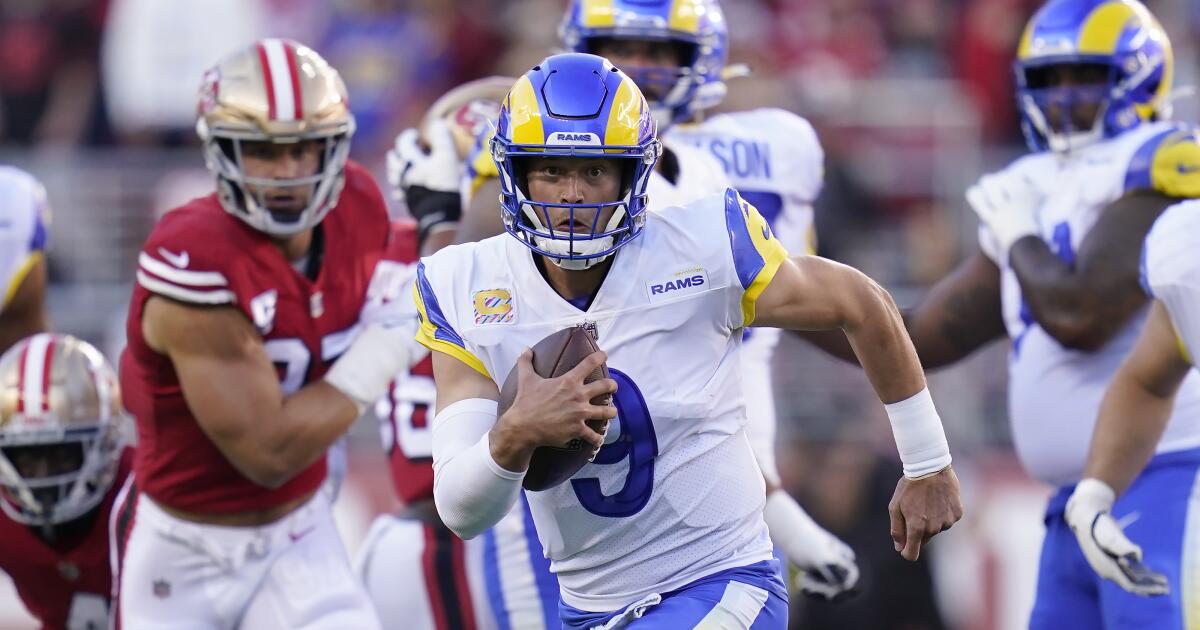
left=417, top=53, right=961, bottom=630
left=410, top=2, right=859, bottom=626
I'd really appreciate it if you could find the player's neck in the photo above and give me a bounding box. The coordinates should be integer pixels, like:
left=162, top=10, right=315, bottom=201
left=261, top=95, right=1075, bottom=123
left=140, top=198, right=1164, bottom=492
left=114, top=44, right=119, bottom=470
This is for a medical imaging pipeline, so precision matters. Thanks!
left=537, top=254, right=613, bottom=302
left=29, top=507, right=99, bottom=550
left=270, top=228, right=315, bottom=265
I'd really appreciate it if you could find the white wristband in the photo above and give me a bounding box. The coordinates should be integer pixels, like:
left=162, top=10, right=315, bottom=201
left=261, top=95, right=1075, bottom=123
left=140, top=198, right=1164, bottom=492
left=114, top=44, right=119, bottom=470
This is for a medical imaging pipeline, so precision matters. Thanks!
left=884, top=388, right=952, bottom=479
left=324, top=322, right=414, bottom=415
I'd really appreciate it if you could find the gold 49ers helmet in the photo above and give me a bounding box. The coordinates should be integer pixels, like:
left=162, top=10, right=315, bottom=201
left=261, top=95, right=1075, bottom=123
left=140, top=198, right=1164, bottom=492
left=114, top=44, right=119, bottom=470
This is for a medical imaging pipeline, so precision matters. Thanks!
left=196, top=39, right=355, bottom=237
left=0, top=334, right=127, bottom=528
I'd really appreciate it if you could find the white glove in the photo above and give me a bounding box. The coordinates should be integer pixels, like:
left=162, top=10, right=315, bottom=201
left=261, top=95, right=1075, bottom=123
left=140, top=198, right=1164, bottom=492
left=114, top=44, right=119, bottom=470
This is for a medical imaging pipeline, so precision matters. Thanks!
left=763, top=490, right=860, bottom=600
left=387, top=120, right=463, bottom=197
left=324, top=262, right=420, bottom=415
left=965, top=171, right=1042, bottom=264
left=1065, top=478, right=1169, bottom=596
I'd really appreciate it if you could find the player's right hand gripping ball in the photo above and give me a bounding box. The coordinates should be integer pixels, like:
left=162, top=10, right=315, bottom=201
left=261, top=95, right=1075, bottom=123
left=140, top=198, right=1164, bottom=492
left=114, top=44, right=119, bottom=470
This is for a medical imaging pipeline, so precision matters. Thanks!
left=498, top=325, right=611, bottom=491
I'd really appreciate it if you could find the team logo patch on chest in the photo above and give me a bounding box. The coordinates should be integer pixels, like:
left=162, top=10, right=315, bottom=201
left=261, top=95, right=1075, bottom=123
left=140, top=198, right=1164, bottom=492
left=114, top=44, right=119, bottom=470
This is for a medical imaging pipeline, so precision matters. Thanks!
left=473, top=289, right=515, bottom=325
left=646, top=268, right=709, bottom=302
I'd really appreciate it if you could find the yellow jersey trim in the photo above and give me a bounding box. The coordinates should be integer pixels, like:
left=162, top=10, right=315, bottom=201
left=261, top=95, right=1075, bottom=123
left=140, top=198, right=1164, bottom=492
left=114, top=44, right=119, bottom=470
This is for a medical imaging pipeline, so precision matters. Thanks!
left=737, top=194, right=788, bottom=326
left=3, top=251, right=42, bottom=310
left=412, top=280, right=491, bottom=380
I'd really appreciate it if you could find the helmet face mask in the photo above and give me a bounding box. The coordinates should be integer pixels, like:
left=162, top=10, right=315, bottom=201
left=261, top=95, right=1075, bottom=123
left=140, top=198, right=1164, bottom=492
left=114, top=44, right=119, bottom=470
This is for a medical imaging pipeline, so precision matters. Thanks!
left=206, top=135, right=351, bottom=234
left=0, top=334, right=128, bottom=531
left=1014, top=0, right=1172, bottom=154
left=195, top=39, right=356, bottom=237
left=492, top=54, right=661, bottom=270
left=504, top=153, right=654, bottom=269
left=1018, top=60, right=1115, bottom=152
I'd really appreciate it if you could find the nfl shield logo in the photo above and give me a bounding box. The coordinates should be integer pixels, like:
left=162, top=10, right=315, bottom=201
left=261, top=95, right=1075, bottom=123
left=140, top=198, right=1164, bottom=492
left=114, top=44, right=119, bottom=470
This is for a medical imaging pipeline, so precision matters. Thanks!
left=153, top=579, right=171, bottom=598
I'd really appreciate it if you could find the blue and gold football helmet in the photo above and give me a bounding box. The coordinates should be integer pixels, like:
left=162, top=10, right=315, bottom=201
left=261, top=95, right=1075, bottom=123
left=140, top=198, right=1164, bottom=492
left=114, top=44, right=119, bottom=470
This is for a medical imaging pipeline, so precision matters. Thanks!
left=1015, top=0, right=1173, bottom=153
left=559, top=0, right=728, bottom=129
left=492, top=53, right=660, bottom=269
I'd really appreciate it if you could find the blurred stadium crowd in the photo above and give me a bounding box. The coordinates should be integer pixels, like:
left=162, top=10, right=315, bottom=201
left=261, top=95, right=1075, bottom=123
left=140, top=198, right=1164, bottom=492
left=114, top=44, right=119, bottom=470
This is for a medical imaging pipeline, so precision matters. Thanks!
left=1, top=1, right=1199, bottom=628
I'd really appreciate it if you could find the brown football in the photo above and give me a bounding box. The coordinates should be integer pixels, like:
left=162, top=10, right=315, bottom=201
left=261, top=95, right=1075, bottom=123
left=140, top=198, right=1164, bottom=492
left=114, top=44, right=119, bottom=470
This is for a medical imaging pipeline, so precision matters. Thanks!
left=498, top=325, right=611, bottom=491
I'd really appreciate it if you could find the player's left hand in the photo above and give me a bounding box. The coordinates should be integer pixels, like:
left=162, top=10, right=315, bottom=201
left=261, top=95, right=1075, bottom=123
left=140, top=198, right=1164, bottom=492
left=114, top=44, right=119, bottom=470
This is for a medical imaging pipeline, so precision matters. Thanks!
left=889, top=465, right=963, bottom=561
left=966, top=171, right=1042, bottom=263
left=1065, top=478, right=1169, bottom=596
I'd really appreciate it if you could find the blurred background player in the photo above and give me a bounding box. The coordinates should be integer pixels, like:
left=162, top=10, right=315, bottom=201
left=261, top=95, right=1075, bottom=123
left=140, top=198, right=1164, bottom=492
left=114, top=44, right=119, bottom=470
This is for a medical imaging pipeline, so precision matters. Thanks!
left=417, top=52, right=961, bottom=630
left=0, top=167, right=50, bottom=354
left=812, top=0, right=1200, bottom=627
left=115, top=39, right=413, bottom=628
left=0, top=333, right=130, bottom=630
left=355, top=78, right=513, bottom=630
left=1062, top=197, right=1200, bottom=604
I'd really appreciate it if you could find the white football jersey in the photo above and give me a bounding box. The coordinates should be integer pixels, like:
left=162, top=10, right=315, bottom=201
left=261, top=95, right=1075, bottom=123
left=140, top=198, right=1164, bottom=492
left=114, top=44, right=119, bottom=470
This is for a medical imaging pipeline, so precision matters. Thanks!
left=672, top=108, right=822, bottom=257
left=0, top=166, right=49, bottom=312
left=671, top=108, right=824, bottom=482
left=979, top=121, right=1200, bottom=486
left=1143, top=199, right=1200, bottom=366
left=647, top=137, right=730, bottom=209
left=415, top=190, right=785, bottom=611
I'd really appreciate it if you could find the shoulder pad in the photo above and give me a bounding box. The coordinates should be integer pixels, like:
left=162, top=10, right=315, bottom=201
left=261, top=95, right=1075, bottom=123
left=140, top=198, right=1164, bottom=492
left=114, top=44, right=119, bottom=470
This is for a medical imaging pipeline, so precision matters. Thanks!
left=1125, top=126, right=1200, bottom=197
left=135, top=203, right=239, bottom=305
left=1143, top=200, right=1200, bottom=294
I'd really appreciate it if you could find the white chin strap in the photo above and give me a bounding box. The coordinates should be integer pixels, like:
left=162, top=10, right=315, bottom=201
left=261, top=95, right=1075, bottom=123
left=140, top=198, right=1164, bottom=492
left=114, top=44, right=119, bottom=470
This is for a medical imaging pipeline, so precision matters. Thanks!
left=524, top=199, right=628, bottom=271
left=535, top=236, right=616, bottom=270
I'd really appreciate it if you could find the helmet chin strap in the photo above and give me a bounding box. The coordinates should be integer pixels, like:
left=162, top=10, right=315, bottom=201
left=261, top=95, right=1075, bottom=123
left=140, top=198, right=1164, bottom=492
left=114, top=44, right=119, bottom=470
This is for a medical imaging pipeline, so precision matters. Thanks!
left=523, top=195, right=629, bottom=270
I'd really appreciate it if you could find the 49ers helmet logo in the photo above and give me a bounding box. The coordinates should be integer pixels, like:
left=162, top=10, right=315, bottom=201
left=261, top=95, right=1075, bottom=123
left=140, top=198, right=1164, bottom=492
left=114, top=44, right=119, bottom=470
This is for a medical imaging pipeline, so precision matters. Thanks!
left=197, top=67, right=221, bottom=116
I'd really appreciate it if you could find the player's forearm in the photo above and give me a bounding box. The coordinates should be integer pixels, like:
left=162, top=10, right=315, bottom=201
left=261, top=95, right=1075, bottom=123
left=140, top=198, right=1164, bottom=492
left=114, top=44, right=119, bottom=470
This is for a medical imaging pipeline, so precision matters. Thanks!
left=1083, top=370, right=1173, bottom=496
left=901, top=251, right=1006, bottom=369
left=841, top=277, right=928, bottom=403
left=431, top=398, right=523, bottom=538
left=1009, top=238, right=1115, bottom=350
left=246, top=382, right=360, bottom=488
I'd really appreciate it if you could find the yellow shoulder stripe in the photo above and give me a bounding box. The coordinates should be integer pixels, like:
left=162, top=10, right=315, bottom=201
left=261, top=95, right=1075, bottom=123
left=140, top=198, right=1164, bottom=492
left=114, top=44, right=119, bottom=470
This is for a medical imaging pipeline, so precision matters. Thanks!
left=3, top=252, right=42, bottom=310
left=411, top=280, right=491, bottom=380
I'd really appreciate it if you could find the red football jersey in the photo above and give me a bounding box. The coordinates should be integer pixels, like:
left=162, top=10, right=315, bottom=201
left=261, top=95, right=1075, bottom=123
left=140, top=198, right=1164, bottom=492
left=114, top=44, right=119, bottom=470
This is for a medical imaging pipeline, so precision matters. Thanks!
left=373, top=221, right=437, bottom=505
left=120, top=161, right=389, bottom=514
left=0, top=450, right=132, bottom=630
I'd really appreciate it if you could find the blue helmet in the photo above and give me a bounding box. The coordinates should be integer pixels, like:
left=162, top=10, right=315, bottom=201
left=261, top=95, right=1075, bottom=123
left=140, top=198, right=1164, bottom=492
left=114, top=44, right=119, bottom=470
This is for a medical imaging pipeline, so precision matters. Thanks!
left=492, top=53, right=660, bottom=269
left=1014, top=0, right=1173, bottom=153
left=559, top=0, right=728, bottom=129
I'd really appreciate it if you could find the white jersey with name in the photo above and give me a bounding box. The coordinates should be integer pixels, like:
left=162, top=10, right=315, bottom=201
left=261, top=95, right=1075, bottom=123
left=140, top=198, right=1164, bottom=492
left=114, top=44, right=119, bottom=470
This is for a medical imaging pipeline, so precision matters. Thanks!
left=0, top=166, right=49, bottom=311
left=1143, top=199, right=1200, bottom=367
left=979, top=121, right=1200, bottom=486
left=415, top=189, right=786, bottom=611
left=670, top=108, right=823, bottom=483
left=647, top=137, right=730, bottom=209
